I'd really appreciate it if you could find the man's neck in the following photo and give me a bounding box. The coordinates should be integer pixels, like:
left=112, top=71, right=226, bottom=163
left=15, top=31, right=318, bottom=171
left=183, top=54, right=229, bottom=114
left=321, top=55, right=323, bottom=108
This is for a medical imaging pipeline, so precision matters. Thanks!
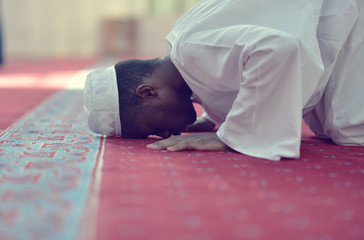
left=158, top=55, right=192, bottom=96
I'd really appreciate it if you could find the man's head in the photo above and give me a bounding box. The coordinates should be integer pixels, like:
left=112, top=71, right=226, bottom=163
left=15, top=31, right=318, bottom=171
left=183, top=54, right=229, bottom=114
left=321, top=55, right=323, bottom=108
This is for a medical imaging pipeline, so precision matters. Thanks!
left=84, top=56, right=197, bottom=139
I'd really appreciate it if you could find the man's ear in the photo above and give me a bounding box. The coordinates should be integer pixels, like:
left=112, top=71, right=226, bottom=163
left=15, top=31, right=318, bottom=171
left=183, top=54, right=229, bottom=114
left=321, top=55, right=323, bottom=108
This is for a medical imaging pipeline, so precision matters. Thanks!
left=136, top=84, right=158, bottom=100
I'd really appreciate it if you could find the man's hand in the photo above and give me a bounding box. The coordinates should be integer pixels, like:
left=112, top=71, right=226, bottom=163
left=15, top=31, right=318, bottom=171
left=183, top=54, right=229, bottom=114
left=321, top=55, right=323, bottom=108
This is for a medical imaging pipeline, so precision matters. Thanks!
left=146, top=132, right=229, bottom=152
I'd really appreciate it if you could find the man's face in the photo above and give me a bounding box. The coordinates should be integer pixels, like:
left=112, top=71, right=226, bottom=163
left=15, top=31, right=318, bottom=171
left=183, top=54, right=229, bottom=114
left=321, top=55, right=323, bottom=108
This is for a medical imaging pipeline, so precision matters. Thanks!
left=122, top=86, right=196, bottom=139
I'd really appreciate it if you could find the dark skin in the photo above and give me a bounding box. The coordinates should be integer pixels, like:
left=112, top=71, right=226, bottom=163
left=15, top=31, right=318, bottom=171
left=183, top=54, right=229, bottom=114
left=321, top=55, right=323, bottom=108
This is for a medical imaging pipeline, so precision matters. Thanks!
left=121, top=55, right=229, bottom=152
left=185, top=117, right=216, bottom=132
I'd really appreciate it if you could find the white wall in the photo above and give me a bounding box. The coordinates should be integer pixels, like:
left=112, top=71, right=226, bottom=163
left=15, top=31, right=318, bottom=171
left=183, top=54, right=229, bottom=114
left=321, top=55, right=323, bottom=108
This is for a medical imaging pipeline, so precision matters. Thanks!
left=2, top=0, right=102, bottom=58
left=137, top=15, right=179, bottom=56
left=1, top=0, right=180, bottom=59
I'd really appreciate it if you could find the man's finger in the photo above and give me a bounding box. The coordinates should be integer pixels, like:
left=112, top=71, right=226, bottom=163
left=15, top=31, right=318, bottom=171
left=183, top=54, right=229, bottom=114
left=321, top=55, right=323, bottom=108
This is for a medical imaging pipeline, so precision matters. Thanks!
left=146, top=133, right=229, bottom=152
left=146, top=136, right=179, bottom=149
left=146, top=142, right=166, bottom=149
left=166, top=141, right=190, bottom=151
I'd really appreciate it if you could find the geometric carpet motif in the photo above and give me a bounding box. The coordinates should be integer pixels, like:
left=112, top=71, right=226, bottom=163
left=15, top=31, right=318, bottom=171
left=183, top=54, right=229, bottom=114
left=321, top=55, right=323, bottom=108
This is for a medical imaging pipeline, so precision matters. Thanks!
left=0, top=90, right=101, bottom=240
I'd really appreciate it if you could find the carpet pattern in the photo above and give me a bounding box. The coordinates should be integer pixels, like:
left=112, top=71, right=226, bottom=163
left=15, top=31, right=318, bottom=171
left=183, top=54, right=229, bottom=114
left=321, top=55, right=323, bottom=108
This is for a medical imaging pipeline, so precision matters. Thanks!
left=95, top=132, right=364, bottom=240
left=0, top=90, right=101, bottom=240
left=0, top=60, right=363, bottom=240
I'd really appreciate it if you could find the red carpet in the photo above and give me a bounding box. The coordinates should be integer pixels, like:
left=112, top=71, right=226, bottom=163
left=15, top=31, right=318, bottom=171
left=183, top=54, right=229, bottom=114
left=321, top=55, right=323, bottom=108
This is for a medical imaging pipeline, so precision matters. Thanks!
left=0, top=88, right=57, bottom=134
left=94, top=113, right=364, bottom=240
left=0, top=60, right=363, bottom=240
left=0, top=59, right=95, bottom=132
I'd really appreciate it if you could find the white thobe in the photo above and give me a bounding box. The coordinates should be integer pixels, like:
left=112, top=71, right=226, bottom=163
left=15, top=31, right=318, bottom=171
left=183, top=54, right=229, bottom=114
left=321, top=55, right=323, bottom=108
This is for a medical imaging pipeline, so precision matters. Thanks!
left=166, top=0, right=364, bottom=160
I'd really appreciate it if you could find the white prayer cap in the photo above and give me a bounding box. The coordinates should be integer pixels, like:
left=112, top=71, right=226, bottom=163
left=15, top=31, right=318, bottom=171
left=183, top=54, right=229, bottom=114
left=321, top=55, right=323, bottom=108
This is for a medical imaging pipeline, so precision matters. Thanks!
left=83, top=66, right=122, bottom=136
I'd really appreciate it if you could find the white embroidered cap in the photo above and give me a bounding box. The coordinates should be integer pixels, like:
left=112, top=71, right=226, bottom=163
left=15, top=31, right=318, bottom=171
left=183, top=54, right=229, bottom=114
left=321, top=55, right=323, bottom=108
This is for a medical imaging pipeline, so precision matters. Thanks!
left=83, top=66, right=121, bottom=136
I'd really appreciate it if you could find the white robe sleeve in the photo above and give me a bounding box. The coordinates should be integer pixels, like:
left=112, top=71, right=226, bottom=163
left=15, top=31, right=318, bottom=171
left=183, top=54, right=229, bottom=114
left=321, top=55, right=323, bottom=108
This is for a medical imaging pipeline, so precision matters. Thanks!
left=171, top=26, right=324, bottom=160
left=216, top=32, right=310, bottom=160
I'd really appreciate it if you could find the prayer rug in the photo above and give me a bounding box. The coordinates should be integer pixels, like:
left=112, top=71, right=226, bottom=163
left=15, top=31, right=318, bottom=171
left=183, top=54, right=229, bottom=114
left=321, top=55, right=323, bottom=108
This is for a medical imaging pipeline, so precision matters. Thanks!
left=93, top=118, right=364, bottom=240
left=0, top=60, right=364, bottom=240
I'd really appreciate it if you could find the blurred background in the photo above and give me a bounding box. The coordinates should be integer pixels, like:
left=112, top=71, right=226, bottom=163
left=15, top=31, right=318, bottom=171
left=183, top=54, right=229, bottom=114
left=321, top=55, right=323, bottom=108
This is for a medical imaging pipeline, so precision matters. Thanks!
left=0, top=0, right=200, bottom=62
